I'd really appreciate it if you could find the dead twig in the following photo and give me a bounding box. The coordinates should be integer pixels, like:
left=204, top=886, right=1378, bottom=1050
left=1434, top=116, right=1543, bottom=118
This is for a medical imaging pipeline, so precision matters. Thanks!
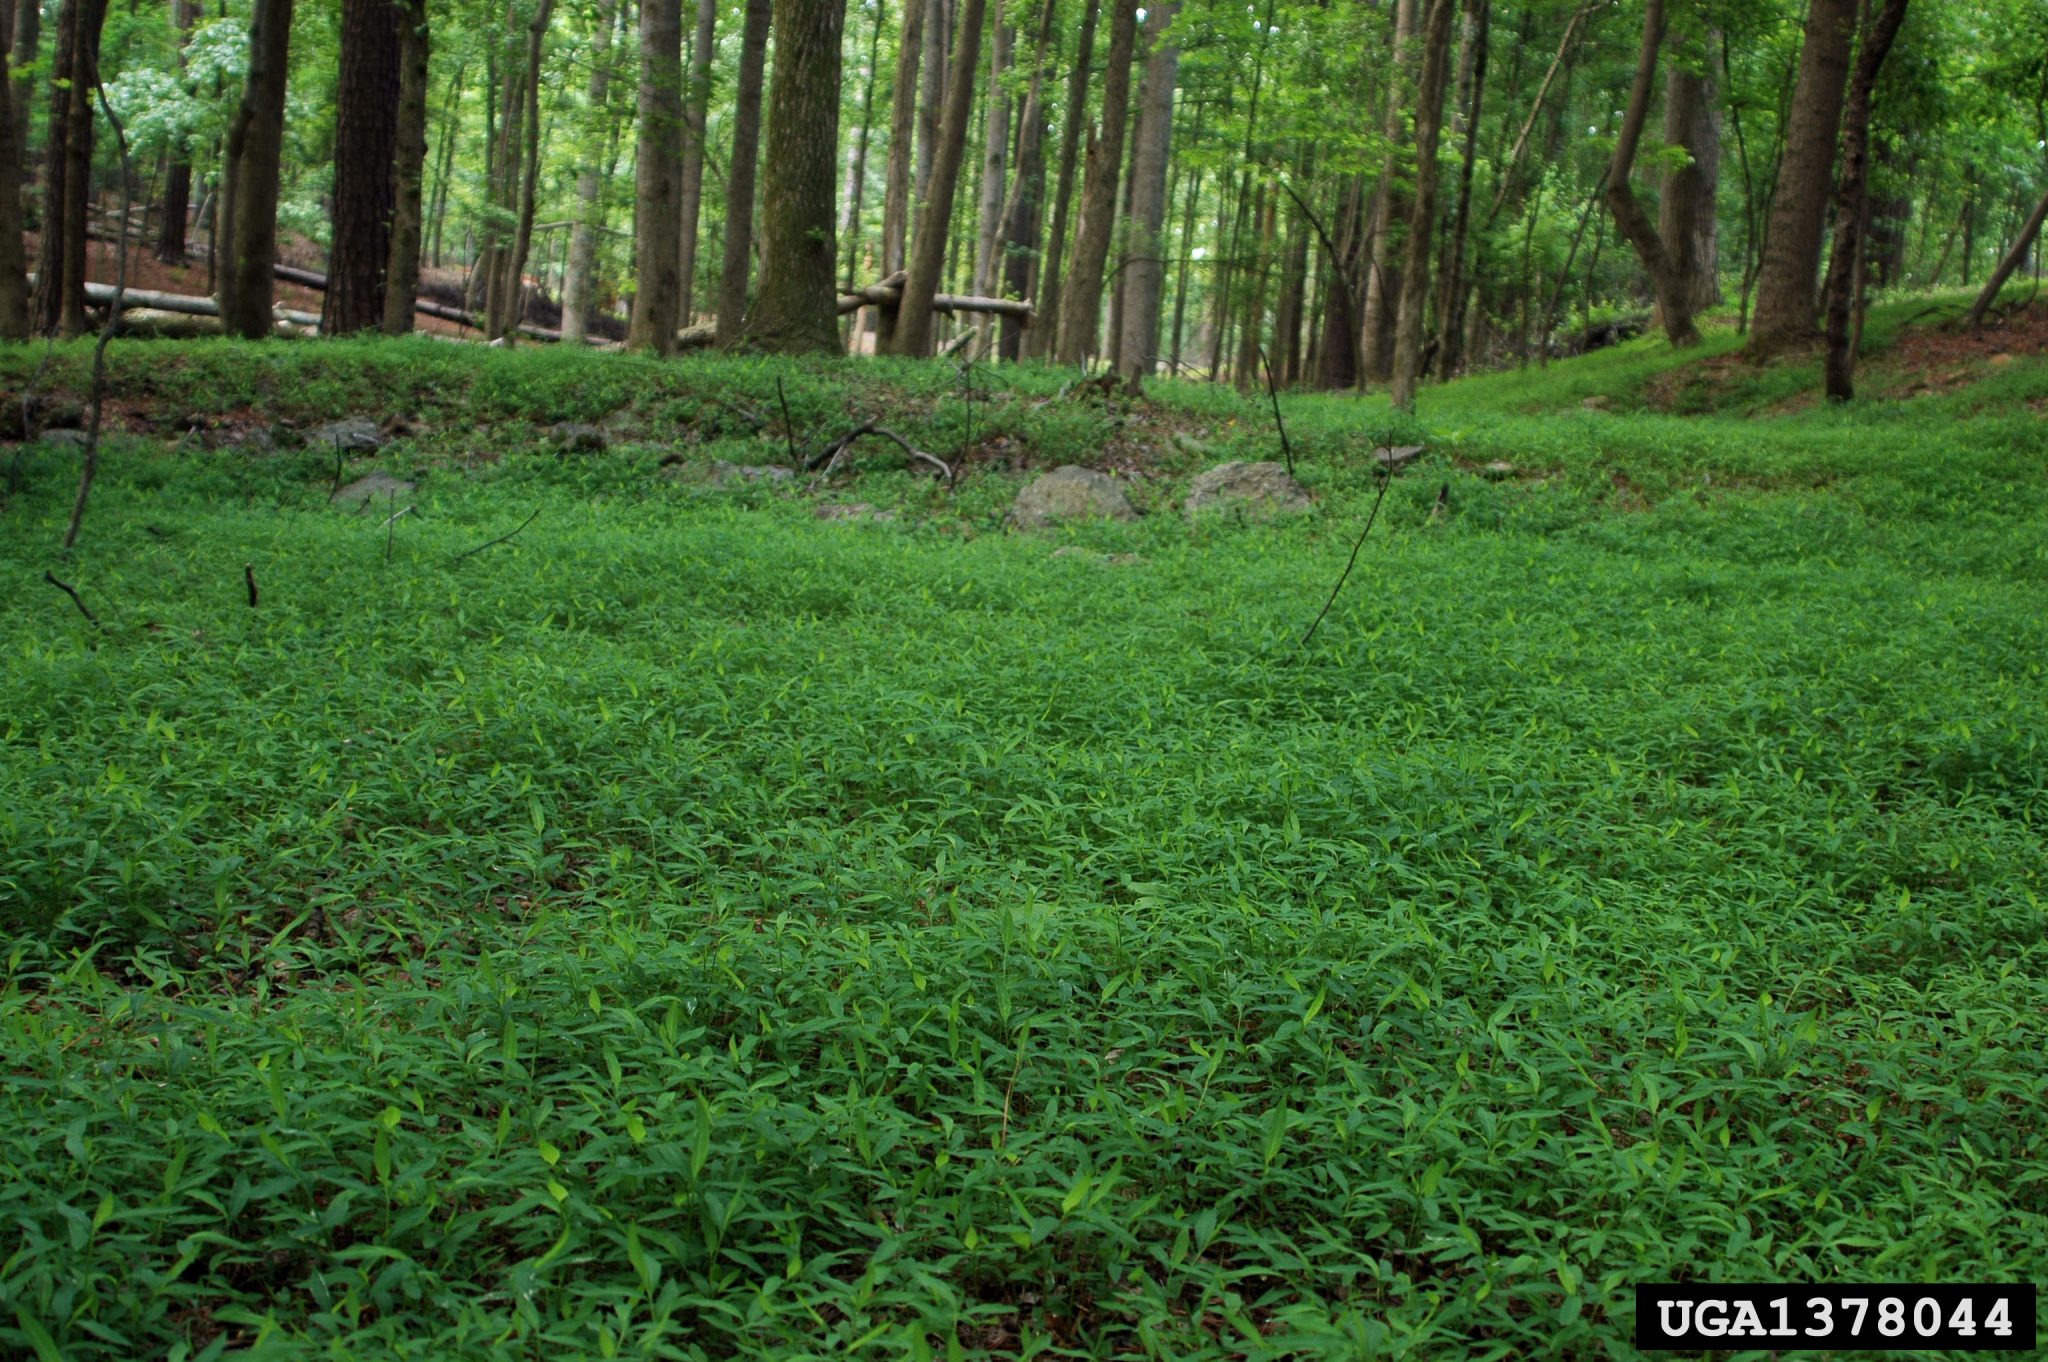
left=62, top=78, right=136, bottom=552
left=43, top=571, right=102, bottom=628
left=447, top=505, right=542, bottom=564
left=1259, top=345, right=1295, bottom=477
left=1298, top=466, right=1393, bottom=652
left=382, top=493, right=410, bottom=562
left=775, top=377, right=800, bottom=466
left=805, top=422, right=953, bottom=489
left=326, top=442, right=346, bottom=502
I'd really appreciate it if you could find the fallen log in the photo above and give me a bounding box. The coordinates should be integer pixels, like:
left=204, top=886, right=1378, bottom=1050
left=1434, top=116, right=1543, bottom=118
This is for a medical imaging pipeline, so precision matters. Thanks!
left=835, top=269, right=1033, bottom=322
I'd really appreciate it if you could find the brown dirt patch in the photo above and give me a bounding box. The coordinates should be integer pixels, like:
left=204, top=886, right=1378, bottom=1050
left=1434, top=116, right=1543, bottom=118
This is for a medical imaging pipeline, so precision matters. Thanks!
left=1872, top=299, right=2048, bottom=397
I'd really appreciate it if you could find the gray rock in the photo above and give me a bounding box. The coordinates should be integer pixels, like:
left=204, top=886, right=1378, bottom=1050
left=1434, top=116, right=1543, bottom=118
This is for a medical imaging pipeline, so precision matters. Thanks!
left=308, top=417, right=388, bottom=453
left=550, top=422, right=608, bottom=454
left=1007, top=466, right=1135, bottom=531
left=1372, top=444, right=1427, bottom=473
left=333, top=472, right=416, bottom=508
left=814, top=502, right=895, bottom=523
left=216, top=426, right=276, bottom=455
left=1183, top=460, right=1312, bottom=521
left=1481, top=460, right=1517, bottom=479
left=710, top=459, right=794, bottom=486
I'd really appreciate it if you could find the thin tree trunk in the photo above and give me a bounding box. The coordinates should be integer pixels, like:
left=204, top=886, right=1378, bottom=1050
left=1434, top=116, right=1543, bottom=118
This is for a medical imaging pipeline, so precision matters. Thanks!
left=888, top=0, right=987, bottom=355
left=1661, top=27, right=1721, bottom=313
left=426, top=60, right=463, bottom=269
left=677, top=0, right=717, bottom=320
left=972, top=7, right=1011, bottom=298
left=1166, top=107, right=1204, bottom=373
left=156, top=0, right=198, bottom=263
left=217, top=0, right=290, bottom=339
left=561, top=0, right=618, bottom=343
left=1029, top=0, right=1099, bottom=357
left=628, top=0, right=683, bottom=351
left=1822, top=0, right=1908, bottom=398
left=880, top=0, right=923, bottom=293
left=841, top=0, right=884, bottom=346
left=1435, top=0, right=1487, bottom=380
left=743, top=0, right=845, bottom=352
left=327, top=0, right=403, bottom=334
left=1054, top=0, right=1139, bottom=365
left=497, top=0, right=554, bottom=338
left=1390, top=0, right=1456, bottom=410
left=1116, top=0, right=1179, bottom=391
left=1361, top=0, right=1419, bottom=384
left=715, top=0, right=772, bottom=343
left=1604, top=0, right=1700, bottom=347
left=916, top=0, right=946, bottom=206
left=1749, top=0, right=1856, bottom=356
left=32, top=0, right=108, bottom=338
left=380, top=0, right=430, bottom=334
left=0, top=0, right=23, bottom=339
left=996, top=0, right=1055, bottom=360
left=7, top=0, right=35, bottom=230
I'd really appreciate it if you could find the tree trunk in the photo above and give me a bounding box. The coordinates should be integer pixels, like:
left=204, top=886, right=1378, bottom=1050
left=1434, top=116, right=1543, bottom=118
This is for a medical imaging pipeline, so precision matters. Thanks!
left=327, top=0, right=403, bottom=334
left=1962, top=181, right=2048, bottom=331
left=0, top=0, right=21, bottom=340
left=1116, top=0, right=1178, bottom=392
left=496, top=0, right=553, bottom=339
left=841, top=0, right=884, bottom=344
left=214, top=0, right=290, bottom=339
left=1822, top=0, right=1908, bottom=399
left=741, top=0, right=845, bottom=352
left=880, top=0, right=923, bottom=294
left=888, top=0, right=987, bottom=355
left=1361, top=0, right=1419, bottom=384
left=677, top=0, right=717, bottom=320
left=996, top=0, right=1056, bottom=361
left=560, top=0, right=616, bottom=343
left=1435, top=0, right=1488, bottom=380
left=972, top=8, right=1012, bottom=298
left=1232, top=182, right=1274, bottom=390
left=627, top=0, right=683, bottom=352
left=1028, top=0, right=1099, bottom=358
left=31, top=0, right=108, bottom=338
left=1748, top=0, right=1856, bottom=357
left=1389, top=0, right=1456, bottom=410
left=714, top=0, right=771, bottom=344
left=916, top=0, right=946, bottom=205
left=1604, top=0, right=1700, bottom=347
left=1315, top=176, right=1364, bottom=388
left=7, top=0, right=34, bottom=230
left=1053, top=0, right=1139, bottom=366
left=1660, top=27, right=1721, bottom=314
left=155, top=0, right=198, bottom=264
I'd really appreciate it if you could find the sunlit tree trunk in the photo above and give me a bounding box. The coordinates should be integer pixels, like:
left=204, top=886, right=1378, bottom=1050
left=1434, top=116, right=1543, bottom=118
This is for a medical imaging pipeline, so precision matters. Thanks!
left=1389, top=0, right=1454, bottom=410
left=1116, top=0, right=1177, bottom=391
left=561, top=0, right=617, bottom=343
left=677, top=0, right=717, bottom=321
left=889, top=0, right=987, bottom=355
left=1748, top=0, right=1855, bottom=357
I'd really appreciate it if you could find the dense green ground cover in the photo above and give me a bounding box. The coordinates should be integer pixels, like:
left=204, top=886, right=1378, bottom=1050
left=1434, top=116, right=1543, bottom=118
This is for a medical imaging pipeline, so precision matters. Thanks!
left=3, top=315, right=2046, bottom=1358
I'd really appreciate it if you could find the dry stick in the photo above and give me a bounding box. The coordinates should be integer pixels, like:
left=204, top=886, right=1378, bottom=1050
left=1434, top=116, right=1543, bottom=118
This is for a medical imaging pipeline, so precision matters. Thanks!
left=326, top=441, right=346, bottom=501
left=805, top=422, right=953, bottom=488
left=43, top=571, right=102, bottom=628
left=383, top=491, right=411, bottom=563
left=62, top=81, right=137, bottom=553
left=1258, top=345, right=1294, bottom=477
left=1298, top=467, right=1393, bottom=652
left=775, top=377, right=799, bottom=465
left=244, top=563, right=259, bottom=607
left=447, top=506, right=543, bottom=564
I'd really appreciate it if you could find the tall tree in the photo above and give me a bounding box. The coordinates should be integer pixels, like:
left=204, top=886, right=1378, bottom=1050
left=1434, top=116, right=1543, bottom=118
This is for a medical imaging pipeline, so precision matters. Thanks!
left=381, top=0, right=432, bottom=334
left=1360, top=0, right=1420, bottom=384
left=1660, top=23, right=1721, bottom=313
left=997, top=0, right=1056, bottom=360
left=1822, top=0, right=1909, bottom=399
left=32, top=0, right=110, bottom=338
left=1748, top=0, right=1857, bottom=356
left=841, top=0, right=885, bottom=313
left=715, top=0, right=772, bottom=343
left=218, top=0, right=293, bottom=339
left=328, top=0, right=405, bottom=334
left=972, top=6, right=1012, bottom=298
left=677, top=0, right=718, bottom=320
left=880, top=0, right=925, bottom=291
left=494, top=0, right=555, bottom=338
left=0, top=0, right=21, bottom=339
left=157, top=0, right=199, bottom=263
left=1029, top=0, right=1098, bottom=357
left=1604, top=0, right=1702, bottom=347
left=889, top=0, right=988, bottom=355
left=1054, top=0, right=1139, bottom=365
left=6, top=0, right=35, bottom=227
left=1389, top=0, right=1457, bottom=410
left=628, top=0, right=684, bottom=352
left=1116, top=0, right=1179, bottom=391
left=1434, top=0, right=1489, bottom=380
left=742, top=0, right=847, bottom=351
left=564, top=0, right=622, bottom=342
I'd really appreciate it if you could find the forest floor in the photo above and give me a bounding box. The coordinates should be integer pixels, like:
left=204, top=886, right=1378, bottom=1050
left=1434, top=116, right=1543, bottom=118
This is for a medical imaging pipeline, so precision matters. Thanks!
left=2, top=297, right=2045, bottom=1359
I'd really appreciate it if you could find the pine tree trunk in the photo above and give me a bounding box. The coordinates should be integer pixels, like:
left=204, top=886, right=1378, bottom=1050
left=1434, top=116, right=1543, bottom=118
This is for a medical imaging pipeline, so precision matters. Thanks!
left=1390, top=0, right=1456, bottom=410
left=327, top=0, right=403, bottom=334
left=627, top=0, right=683, bottom=351
left=1054, top=0, right=1139, bottom=365
left=560, top=0, right=615, bottom=343
left=1115, top=0, right=1178, bottom=390
left=216, top=0, right=290, bottom=339
left=888, top=0, right=987, bottom=355
left=715, top=0, right=772, bottom=343
left=742, top=0, right=845, bottom=352
left=1822, top=0, right=1908, bottom=399
left=1660, top=26, right=1721, bottom=314
left=1748, top=0, right=1856, bottom=357
left=677, top=0, right=717, bottom=320
left=1029, top=0, right=1099, bottom=358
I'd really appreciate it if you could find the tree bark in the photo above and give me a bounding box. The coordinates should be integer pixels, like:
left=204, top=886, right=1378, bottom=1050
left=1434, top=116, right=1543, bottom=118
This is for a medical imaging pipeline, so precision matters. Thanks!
left=742, top=0, right=845, bottom=352
left=677, top=0, right=717, bottom=320
left=916, top=0, right=946, bottom=206
left=1389, top=0, right=1456, bottom=411
left=1435, top=0, right=1487, bottom=380
left=1029, top=0, right=1098, bottom=358
left=1748, top=0, right=1856, bottom=357
left=0, top=0, right=22, bottom=339
left=155, top=0, right=198, bottom=264
left=560, top=0, right=616, bottom=343
left=1604, top=0, right=1700, bottom=347
left=1053, top=0, right=1138, bottom=366
left=880, top=0, right=924, bottom=295
left=628, top=0, right=683, bottom=351
left=1822, top=0, right=1908, bottom=399
left=1660, top=26, right=1721, bottom=313
left=380, top=0, right=430, bottom=334
left=327, top=0, right=404, bottom=334
left=495, top=0, right=554, bottom=339
left=715, top=0, right=772, bottom=343
left=32, top=0, right=108, bottom=338
left=889, top=0, right=987, bottom=355
left=1962, top=180, right=2048, bottom=331
left=972, top=8, right=1012, bottom=298
left=841, top=0, right=885, bottom=344
left=996, top=0, right=1055, bottom=360
left=1116, top=0, right=1178, bottom=391
left=6, top=0, right=34, bottom=230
